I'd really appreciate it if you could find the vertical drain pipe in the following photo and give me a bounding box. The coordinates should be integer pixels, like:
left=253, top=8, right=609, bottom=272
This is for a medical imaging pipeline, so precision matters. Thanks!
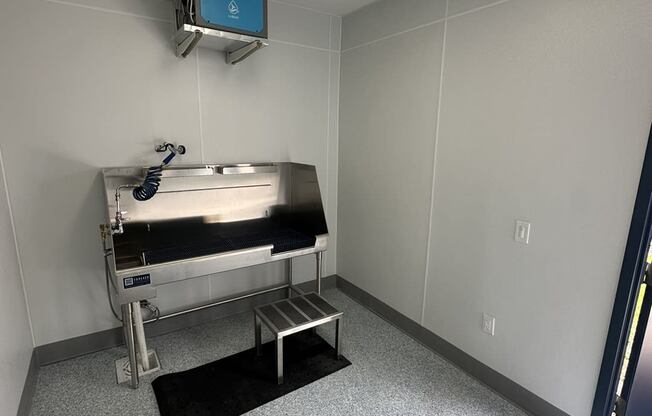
left=122, top=303, right=139, bottom=389
left=131, top=302, right=150, bottom=371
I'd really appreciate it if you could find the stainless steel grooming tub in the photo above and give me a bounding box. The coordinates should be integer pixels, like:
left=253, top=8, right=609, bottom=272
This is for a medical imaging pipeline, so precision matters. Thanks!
left=100, top=162, right=328, bottom=388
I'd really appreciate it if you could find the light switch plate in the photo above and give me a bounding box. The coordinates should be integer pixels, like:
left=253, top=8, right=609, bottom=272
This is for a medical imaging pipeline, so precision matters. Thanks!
left=515, top=220, right=531, bottom=244
left=482, top=313, right=495, bottom=336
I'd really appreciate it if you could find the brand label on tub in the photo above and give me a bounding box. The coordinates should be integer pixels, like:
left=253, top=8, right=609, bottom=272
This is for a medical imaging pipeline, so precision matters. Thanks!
left=123, top=274, right=151, bottom=289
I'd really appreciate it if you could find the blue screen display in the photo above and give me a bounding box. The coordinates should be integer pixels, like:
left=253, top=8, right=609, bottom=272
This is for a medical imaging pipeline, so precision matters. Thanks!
left=200, top=0, right=265, bottom=35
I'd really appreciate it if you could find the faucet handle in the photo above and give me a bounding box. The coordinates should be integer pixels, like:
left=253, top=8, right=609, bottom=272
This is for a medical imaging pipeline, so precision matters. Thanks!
left=155, top=142, right=186, bottom=155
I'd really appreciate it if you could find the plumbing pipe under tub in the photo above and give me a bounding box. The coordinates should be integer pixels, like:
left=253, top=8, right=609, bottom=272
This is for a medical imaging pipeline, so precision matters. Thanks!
left=131, top=302, right=150, bottom=371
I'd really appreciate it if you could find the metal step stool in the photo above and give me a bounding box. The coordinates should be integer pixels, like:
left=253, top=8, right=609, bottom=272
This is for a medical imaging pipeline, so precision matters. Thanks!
left=254, top=292, right=343, bottom=384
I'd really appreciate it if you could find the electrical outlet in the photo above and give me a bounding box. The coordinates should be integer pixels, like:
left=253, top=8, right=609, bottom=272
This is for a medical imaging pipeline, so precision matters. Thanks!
left=482, top=313, right=495, bottom=336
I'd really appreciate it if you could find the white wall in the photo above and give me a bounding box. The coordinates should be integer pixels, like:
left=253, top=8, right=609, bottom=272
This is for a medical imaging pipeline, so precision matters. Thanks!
left=339, top=13, right=445, bottom=322
left=339, top=0, right=652, bottom=415
left=0, top=148, right=34, bottom=415
left=0, top=0, right=340, bottom=347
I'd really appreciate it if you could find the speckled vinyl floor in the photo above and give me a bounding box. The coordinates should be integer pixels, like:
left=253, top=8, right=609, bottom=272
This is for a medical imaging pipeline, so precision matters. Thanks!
left=30, top=288, right=528, bottom=416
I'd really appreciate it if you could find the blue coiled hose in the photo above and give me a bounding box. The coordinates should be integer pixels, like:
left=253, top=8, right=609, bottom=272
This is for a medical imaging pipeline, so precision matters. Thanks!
left=132, top=151, right=177, bottom=201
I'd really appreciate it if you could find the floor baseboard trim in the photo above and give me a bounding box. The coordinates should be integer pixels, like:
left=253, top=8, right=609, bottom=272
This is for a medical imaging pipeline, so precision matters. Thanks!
left=17, top=349, right=39, bottom=416
left=36, top=276, right=337, bottom=366
left=335, top=275, right=570, bottom=416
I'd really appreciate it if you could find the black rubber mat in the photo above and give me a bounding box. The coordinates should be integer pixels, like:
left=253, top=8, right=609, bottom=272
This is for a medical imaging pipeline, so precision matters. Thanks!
left=152, top=331, right=350, bottom=416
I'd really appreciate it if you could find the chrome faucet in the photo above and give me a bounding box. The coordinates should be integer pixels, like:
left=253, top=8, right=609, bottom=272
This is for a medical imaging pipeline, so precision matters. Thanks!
left=112, top=185, right=136, bottom=235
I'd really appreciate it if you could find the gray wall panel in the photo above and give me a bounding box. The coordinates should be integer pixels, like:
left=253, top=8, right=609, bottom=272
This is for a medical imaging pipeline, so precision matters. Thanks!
left=338, top=0, right=652, bottom=414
